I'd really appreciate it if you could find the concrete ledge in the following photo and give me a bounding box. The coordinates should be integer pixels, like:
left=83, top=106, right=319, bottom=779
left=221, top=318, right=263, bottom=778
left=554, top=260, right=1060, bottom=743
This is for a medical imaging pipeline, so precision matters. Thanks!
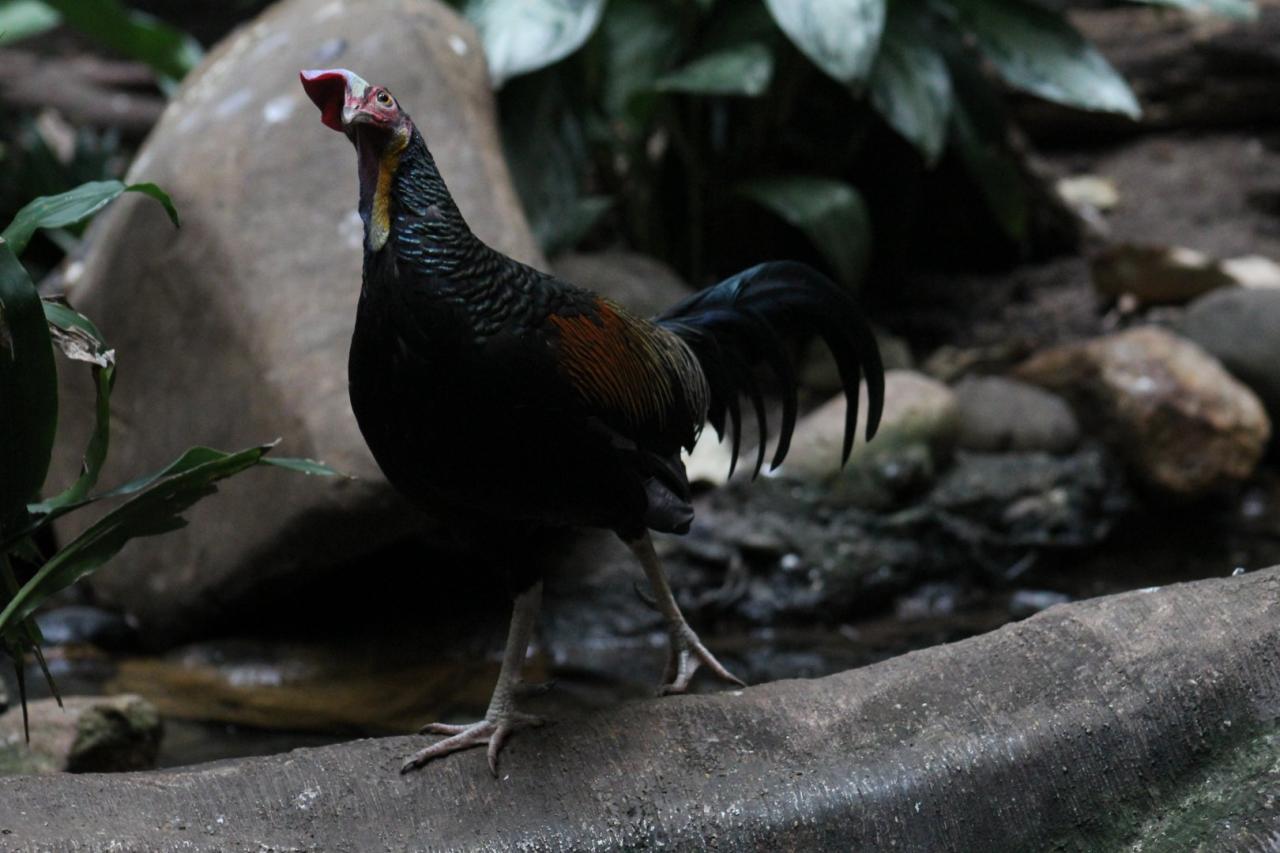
left=3, top=568, right=1278, bottom=851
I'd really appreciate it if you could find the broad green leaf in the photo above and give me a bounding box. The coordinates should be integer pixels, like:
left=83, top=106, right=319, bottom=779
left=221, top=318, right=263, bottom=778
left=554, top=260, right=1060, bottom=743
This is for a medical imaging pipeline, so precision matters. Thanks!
left=765, top=0, right=887, bottom=85
left=42, top=0, right=201, bottom=83
left=3, top=180, right=179, bottom=257
left=261, top=456, right=346, bottom=477
left=0, top=245, right=57, bottom=529
left=1129, top=0, right=1255, bottom=20
left=870, top=11, right=952, bottom=165
left=467, top=0, right=606, bottom=87
left=597, top=0, right=680, bottom=123
left=738, top=176, right=871, bottom=289
left=501, top=72, right=609, bottom=254
left=656, top=43, right=774, bottom=97
left=0, top=0, right=61, bottom=44
left=947, top=0, right=1140, bottom=118
left=28, top=301, right=114, bottom=514
left=0, top=444, right=276, bottom=635
left=947, top=55, right=1030, bottom=243
left=8, top=446, right=245, bottom=552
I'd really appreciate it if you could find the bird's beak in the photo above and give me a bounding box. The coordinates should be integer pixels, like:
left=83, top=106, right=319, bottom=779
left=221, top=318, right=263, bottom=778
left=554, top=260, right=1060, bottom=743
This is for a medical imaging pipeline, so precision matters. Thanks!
left=300, top=68, right=371, bottom=133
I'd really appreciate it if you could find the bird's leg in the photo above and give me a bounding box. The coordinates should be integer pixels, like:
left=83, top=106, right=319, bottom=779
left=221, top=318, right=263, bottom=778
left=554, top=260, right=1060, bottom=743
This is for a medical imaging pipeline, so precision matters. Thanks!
left=401, top=581, right=545, bottom=776
left=625, top=532, right=745, bottom=695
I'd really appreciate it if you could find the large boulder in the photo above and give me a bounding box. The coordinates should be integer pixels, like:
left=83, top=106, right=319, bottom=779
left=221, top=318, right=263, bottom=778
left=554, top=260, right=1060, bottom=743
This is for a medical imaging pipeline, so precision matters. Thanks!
left=49, top=0, right=543, bottom=643
left=1016, top=326, right=1269, bottom=496
left=551, top=250, right=691, bottom=317
left=3, top=567, right=1278, bottom=849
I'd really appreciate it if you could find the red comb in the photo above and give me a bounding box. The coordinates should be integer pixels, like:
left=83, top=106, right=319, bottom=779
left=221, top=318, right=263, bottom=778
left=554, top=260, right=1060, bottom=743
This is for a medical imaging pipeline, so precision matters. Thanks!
left=300, top=68, right=357, bottom=132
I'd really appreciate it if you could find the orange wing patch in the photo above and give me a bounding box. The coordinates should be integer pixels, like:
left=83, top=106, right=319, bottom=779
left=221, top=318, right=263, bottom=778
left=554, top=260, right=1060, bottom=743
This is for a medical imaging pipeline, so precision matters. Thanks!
left=549, top=299, right=705, bottom=441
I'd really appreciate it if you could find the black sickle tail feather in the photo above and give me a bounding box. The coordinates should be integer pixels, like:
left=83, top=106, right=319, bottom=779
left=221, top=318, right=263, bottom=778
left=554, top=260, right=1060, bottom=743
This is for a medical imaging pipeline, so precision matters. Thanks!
left=657, top=261, right=886, bottom=478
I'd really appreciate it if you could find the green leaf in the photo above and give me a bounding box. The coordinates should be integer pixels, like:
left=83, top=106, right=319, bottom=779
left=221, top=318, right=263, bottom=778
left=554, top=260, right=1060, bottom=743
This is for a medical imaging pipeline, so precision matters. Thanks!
left=261, top=457, right=347, bottom=477
left=738, top=176, right=871, bottom=290
left=947, top=55, right=1030, bottom=243
left=0, top=0, right=61, bottom=44
left=41, top=0, right=201, bottom=83
left=466, top=0, right=606, bottom=87
left=28, top=301, right=114, bottom=514
left=869, top=10, right=952, bottom=165
left=0, top=444, right=277, bottom=636
left=500, top=72, right=609, bottom=254
left=1129, top=0, right=1255, bottom=20
left=0, top=245, right=57, bottom=529
left=121, top=183, right=180, bottom=229
left=946, top=0, right=1140, bottom=118
left=597, top=0, right=681, bottom=123
left=656, top=43, right=775, bottom=97
left=2, top=180, right=179, bottom=256
left=3, top=446, right=239, bottom=555
left=764, top=0, right=887, bottom=85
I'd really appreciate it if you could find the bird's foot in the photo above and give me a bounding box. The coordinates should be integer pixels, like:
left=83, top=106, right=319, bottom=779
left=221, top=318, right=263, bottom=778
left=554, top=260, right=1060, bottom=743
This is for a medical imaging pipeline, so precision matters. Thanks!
left=403, top=710, right=544, bottom=776
left=660, top=621, right=745, bottom=696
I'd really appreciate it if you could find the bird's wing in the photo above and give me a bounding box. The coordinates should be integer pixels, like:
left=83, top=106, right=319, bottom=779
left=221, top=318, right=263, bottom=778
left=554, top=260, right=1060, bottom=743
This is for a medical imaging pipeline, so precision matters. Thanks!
left=545, top=296, right=708, bottom=456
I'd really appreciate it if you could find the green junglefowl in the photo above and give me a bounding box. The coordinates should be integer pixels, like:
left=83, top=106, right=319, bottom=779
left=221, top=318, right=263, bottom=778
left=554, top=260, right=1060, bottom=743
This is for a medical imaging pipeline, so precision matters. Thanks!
left=300, top=68, right=884, bottom=774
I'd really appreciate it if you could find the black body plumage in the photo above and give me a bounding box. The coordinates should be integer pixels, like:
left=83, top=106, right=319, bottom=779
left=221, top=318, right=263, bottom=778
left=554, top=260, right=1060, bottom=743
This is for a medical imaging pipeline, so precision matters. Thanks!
left=346, top=125, right=884, bottom=591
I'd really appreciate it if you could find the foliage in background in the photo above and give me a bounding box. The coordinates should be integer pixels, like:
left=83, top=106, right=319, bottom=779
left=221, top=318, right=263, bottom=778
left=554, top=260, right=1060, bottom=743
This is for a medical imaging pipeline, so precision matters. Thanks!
left=450, top=0, right=1254, bottom=288
left=0, top=0, right=202, bottom=85
left=0, top=184, right=338, bottom=732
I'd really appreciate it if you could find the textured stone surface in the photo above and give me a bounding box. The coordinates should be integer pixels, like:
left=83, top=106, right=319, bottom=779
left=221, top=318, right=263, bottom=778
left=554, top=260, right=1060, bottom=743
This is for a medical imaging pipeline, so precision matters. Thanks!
left=954, top=375, right=1080, bottom=453
left=2, top=568, right=1278, bottom=850
left=48, top=0, right=543, bottom=643
left=1016, top=326, right=1269, bottom=496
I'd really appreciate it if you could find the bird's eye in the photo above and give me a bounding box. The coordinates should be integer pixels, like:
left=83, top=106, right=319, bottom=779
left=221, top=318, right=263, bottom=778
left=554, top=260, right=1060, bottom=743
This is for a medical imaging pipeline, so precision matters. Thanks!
left=376, top=91, right=394, bottom=107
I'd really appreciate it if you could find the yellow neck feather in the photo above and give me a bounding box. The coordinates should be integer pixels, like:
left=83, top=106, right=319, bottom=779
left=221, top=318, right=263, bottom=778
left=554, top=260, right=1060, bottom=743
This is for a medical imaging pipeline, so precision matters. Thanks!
left=369, top=128, right=409, bottom=251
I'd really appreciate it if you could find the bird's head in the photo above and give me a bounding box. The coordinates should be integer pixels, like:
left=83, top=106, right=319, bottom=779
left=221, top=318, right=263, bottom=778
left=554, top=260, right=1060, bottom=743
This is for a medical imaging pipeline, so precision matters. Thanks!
left=300, top=68, right=411, bottom=149
left=301, top=68, right=419, bottom=252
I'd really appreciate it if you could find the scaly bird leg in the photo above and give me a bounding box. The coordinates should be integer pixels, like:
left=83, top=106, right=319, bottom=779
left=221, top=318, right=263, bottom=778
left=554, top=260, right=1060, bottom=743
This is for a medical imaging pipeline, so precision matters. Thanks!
left=401, top=581, right=544, bottom=776
left=625, top=532, right=745, bottom=695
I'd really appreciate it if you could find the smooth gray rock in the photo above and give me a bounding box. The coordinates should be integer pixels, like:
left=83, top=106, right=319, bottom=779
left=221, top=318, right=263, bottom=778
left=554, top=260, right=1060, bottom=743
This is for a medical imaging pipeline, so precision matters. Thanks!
left=551, top=250, right=691, bottom=317
left=48, top=0, right=542, bottom=644
left=2, top=568, right=1277, bottom=851
left=1180, top=286, right=1280, bottom=426
left=955, top=375, right=1081, bottom=453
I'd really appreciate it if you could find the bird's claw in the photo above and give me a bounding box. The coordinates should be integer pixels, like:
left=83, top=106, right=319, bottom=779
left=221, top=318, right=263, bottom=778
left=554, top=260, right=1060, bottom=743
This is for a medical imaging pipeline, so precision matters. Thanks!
left=404, top=711, right=545, bottom=776
left=660, top=622, right=744, bottom=695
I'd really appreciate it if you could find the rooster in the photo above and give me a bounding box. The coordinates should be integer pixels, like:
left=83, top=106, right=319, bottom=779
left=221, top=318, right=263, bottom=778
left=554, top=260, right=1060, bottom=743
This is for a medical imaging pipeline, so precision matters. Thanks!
left=300, top=69, right=884, bottom=775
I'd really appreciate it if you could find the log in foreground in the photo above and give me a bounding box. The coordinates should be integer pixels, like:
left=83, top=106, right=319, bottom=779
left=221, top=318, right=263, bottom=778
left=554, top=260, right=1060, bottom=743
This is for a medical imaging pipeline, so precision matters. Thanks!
left=3, top=569, right=1279, bottom=851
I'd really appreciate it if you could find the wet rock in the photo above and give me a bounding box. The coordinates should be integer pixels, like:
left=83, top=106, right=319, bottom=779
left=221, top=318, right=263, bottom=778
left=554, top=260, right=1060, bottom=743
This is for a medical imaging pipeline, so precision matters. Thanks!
left=106, top=631, right=525, bottom=735
left=0, top=694, right=161, bottom=775
left=954, top=375, right=1080, bottom=453
left=5, top=568, right=1279, bottom=850
left=551, top=250, right=690, bottom=317
left=1008, top=589, right=1071, bottom=619
left=682, top=445, right=1127, bottom=625
left=1179, top=287, right=1280, bottom=426
left=47, top=0, right=543, bottom=644
left=1092, top=243, right=1235, bottom=308
left=780, top=370, right=959, bottom=491
left=1016, top=326, right=1270, bottom=497
left=35, top=606, right=135, bottom=650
